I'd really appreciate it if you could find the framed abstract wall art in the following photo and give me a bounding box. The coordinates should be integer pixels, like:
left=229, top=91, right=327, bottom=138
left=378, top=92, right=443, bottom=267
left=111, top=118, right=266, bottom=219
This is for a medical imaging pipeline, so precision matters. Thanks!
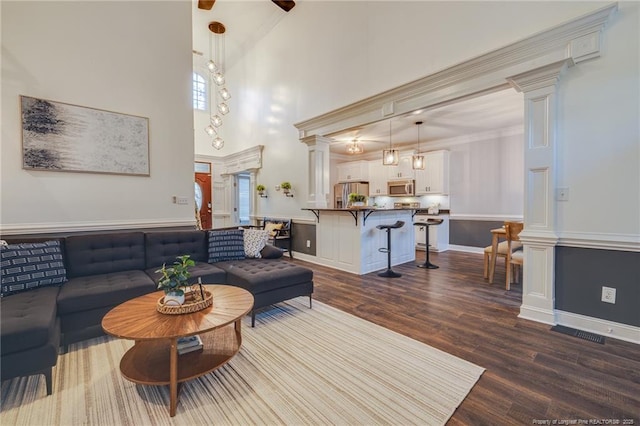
left=20, top=95, right=150, bottom=176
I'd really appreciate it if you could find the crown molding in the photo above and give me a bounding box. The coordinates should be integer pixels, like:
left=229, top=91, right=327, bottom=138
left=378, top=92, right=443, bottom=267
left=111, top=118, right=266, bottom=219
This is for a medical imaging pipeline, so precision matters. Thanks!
left=294, top=3, right=617, bottom=139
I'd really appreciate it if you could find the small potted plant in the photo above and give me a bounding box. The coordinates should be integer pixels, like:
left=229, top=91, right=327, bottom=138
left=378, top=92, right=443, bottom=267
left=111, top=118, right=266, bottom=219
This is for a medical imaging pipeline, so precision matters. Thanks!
left=348, top=192, right=366, bottom=207
left=280, top=181, right=292, bottom=196
left=156, top=254, right=195, bottom=306
left=256, top=184, right=266, bottom=197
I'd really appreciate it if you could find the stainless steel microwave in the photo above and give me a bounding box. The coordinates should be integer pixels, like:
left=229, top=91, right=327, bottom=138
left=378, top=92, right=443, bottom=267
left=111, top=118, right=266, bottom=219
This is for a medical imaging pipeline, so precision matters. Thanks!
left=387, top=180, right=415, bottom=196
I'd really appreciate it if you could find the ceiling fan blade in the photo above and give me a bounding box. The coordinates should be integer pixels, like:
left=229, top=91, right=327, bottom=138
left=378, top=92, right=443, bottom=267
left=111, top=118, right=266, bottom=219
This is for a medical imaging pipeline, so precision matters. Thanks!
left=198, top=0, right=215, bottom=10
left=272, top=1, right=295, bottom=12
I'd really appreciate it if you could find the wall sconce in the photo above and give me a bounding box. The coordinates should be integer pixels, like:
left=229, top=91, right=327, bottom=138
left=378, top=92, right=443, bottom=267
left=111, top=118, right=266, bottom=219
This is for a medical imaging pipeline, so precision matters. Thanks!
left=281, top=182, right=293, bottom=197
left=257, top=186, right=267, bottom=198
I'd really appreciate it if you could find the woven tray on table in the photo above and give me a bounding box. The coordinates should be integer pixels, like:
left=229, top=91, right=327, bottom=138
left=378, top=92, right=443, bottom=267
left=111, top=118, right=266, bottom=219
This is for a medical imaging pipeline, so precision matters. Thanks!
left=157, top=286, right=213, bottom=315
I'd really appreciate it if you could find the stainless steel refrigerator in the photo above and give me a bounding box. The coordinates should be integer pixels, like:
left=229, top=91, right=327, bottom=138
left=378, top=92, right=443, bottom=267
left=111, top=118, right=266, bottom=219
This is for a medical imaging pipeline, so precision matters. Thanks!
left=334, top=181, right=369, bottom=209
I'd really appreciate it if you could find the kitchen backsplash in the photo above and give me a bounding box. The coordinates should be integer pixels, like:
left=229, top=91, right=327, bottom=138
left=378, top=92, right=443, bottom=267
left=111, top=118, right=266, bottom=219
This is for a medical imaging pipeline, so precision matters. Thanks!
left=371, top=195, right=450, bottom=210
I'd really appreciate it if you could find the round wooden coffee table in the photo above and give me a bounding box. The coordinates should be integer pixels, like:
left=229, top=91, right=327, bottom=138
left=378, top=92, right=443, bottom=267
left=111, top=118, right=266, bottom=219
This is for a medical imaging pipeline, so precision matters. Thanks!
left=102, top=284, right=254, bottom=417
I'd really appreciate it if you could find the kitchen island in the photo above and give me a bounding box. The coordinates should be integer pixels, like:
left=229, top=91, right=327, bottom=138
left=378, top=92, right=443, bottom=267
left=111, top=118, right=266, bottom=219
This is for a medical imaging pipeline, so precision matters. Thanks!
left=302, top=208, right=415, bottom=275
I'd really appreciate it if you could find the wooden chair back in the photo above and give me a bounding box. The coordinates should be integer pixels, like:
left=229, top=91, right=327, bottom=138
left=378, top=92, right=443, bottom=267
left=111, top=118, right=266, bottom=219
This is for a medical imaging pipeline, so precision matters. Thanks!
left=504, top=221, right=524, bottom=290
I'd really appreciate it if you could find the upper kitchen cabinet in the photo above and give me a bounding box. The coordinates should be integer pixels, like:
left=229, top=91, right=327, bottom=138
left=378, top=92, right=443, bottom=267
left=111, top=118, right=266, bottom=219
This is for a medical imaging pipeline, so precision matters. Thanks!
left=336, top=160, right=369, bottom=182
left=387, top=155, right=414, bottom=181
left=415, top=150, right=450, bottom=195
left=368, top=160, right=387, bottom=196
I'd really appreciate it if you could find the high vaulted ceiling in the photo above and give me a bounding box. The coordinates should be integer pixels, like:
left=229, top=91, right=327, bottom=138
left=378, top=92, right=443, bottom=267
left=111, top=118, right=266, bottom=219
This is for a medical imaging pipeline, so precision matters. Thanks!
left=192, top=1, right=524, bottom=156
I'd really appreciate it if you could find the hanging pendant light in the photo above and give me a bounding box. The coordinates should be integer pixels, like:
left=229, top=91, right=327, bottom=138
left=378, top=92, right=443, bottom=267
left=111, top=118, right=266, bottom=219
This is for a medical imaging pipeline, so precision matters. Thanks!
left=212, top=136, right=224, bottom=150
left=217, top=102, right=230, bottom=115
left=382, top=120, right=399, bottom=165
left=211, top=115, right=223, bottom=127
left=206, top=21, right=229, bottom=151
left=204, top=124, right=216, bottom=136
left=412, top=121, right=425, bottom=170
left=219, top=87, right=231, bottom=101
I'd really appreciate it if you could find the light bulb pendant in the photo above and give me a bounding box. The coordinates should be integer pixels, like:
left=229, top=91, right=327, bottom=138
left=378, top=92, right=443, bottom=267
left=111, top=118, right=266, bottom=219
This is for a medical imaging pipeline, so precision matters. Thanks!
left=219, top=87, right=231, bottom=100
left=207, top=60, right=217, bottom=72
left=204, top=124, right=216, bottom=136
left=212, top=136, right=224, bottom=150
left=412, top=154, right=425, bottom=170
left=382, top=149, right=399, bottom=165
left=218, top=102, right=230, bottom=115
left=211, top=115, right=223, bottom=127
left=212, top=72, right=225, bottom=86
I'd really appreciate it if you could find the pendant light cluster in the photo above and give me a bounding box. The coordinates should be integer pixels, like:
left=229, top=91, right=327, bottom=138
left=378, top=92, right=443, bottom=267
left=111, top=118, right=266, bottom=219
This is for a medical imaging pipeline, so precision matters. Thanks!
left=204, top=21, right=230, bottom=150
left=382, top=120, right=399, bottom=165
left=412, top=121, right=425, bottom=170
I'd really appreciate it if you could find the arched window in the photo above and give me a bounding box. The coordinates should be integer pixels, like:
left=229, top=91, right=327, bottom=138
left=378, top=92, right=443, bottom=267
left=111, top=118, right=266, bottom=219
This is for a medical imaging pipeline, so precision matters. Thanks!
left=192, top=72, right=206, bottom=110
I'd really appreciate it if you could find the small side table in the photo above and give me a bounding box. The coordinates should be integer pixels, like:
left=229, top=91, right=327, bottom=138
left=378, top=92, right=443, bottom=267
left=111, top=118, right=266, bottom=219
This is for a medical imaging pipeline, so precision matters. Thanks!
left=413, top=219, right=444, bottom=269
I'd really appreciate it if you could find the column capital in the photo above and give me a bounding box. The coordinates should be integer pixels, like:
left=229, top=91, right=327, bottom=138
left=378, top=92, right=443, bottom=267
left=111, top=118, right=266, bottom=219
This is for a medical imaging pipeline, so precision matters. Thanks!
left=301, top=134, right=332, bottom=148
left=507, top=59, right=573, bottom=93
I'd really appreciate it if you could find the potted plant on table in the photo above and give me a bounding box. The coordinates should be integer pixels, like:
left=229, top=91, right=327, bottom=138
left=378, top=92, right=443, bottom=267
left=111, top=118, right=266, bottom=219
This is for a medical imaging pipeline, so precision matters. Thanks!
left=156, top=254, right=195, bottom=306
left=348, top=192, right=366, bottom=207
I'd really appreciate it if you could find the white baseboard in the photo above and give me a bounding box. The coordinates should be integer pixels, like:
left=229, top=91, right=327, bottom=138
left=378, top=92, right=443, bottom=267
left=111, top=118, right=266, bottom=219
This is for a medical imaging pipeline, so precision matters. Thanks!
left=518, top=305, right=557, bottom=325
left=290, top=252, right=362, bottom=275
left=448, top=244, right=484, bottom=254
left=555, top=310, right=640, bottom=345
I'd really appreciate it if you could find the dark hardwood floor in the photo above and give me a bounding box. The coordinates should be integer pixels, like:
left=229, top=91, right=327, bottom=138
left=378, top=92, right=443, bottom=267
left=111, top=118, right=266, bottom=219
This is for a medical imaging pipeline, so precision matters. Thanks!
left=286, top=250, right=640, bottom=425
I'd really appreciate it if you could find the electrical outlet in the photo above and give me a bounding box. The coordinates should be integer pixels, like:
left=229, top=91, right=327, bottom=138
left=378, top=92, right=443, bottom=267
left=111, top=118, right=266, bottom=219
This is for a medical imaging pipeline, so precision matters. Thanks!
left=306, top=240, right=311, bottom=248
left=601, top=286, right=616, bottom=304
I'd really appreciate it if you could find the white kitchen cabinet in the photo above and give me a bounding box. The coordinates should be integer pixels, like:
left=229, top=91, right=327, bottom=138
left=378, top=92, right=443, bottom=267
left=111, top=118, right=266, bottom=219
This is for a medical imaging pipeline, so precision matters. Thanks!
left=415, top=150, right=449, bottom=194
left=336, top=160, right=369, bottom=182
left=387, top=155, right=414, bottom=181
left=368, top=160, right=387, bottom=196
left=414, top=214, right=449, bottom=252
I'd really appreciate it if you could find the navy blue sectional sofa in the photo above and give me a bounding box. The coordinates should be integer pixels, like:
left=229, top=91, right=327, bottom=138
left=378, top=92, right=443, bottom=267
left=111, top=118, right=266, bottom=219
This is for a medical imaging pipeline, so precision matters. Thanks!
left=0, top=229, right=313, bottom=396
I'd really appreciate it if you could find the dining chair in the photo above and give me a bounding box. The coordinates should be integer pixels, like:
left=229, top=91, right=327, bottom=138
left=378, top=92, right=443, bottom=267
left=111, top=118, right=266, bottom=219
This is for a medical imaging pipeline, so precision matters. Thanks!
left=483, top=231, right=522, bottom=280
left=504, top=221, right=524, bottom=290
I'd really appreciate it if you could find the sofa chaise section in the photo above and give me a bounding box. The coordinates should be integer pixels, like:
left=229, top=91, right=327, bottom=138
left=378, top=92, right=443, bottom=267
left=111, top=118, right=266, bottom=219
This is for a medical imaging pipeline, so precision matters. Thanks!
left=0, top=286, right=61, bottom=395
left=214, top=258, right=313, bottom=326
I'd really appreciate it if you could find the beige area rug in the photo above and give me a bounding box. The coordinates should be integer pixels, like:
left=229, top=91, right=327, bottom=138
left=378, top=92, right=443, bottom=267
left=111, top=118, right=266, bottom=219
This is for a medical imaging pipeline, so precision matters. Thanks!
left=1, top=298, right=484, bottom=425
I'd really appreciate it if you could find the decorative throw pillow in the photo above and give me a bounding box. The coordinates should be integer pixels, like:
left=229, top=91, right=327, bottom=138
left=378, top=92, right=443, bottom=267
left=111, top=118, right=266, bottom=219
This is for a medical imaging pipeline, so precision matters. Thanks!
left=1, top=240, right=67, bottom=297
left=264, top=222, right=283, bottom=237
left=208, top=230, right=246, bottom=263
left=243, top=229, right=270, bottom=258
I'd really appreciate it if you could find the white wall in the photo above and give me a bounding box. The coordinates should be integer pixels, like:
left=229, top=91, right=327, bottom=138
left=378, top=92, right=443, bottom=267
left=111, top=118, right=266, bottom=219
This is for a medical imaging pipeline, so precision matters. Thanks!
left=1, top=1, right=195, bottom=233
left=557, top=3, right=639, bottom=237
left=192, top=1, right=638, bottom=235
left=449, top=131, right=525, bottom=218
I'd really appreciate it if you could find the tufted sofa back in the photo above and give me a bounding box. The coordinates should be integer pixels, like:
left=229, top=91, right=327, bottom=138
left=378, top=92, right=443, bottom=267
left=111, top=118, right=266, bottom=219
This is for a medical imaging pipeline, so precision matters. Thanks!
left=144, top=230, right=208, bottom=268
left=64, top=232, right=146, bottom=278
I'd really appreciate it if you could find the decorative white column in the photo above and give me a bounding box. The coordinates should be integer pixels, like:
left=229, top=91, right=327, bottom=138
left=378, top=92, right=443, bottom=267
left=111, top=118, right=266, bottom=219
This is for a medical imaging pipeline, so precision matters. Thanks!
left=507, top=59, right=572, bottom=325
left=301, top=135, right=331, bottom=208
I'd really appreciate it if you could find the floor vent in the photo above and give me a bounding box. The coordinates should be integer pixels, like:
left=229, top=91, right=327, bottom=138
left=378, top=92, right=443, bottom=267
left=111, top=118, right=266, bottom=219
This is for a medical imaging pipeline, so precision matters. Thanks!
left=550, top=325, right=605, bottom=344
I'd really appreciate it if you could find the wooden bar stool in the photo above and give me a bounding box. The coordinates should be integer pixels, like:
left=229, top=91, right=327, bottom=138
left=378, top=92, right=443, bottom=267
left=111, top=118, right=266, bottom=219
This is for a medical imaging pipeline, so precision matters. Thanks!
left=413, top=219, right=443, bottom=269
left=376, top=220, right=405, bottom=278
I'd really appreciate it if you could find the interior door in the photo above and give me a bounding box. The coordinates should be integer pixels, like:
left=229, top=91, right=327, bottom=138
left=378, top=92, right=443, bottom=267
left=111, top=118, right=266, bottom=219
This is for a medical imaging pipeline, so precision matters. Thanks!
left=195, top=162, right=212, bottom=230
